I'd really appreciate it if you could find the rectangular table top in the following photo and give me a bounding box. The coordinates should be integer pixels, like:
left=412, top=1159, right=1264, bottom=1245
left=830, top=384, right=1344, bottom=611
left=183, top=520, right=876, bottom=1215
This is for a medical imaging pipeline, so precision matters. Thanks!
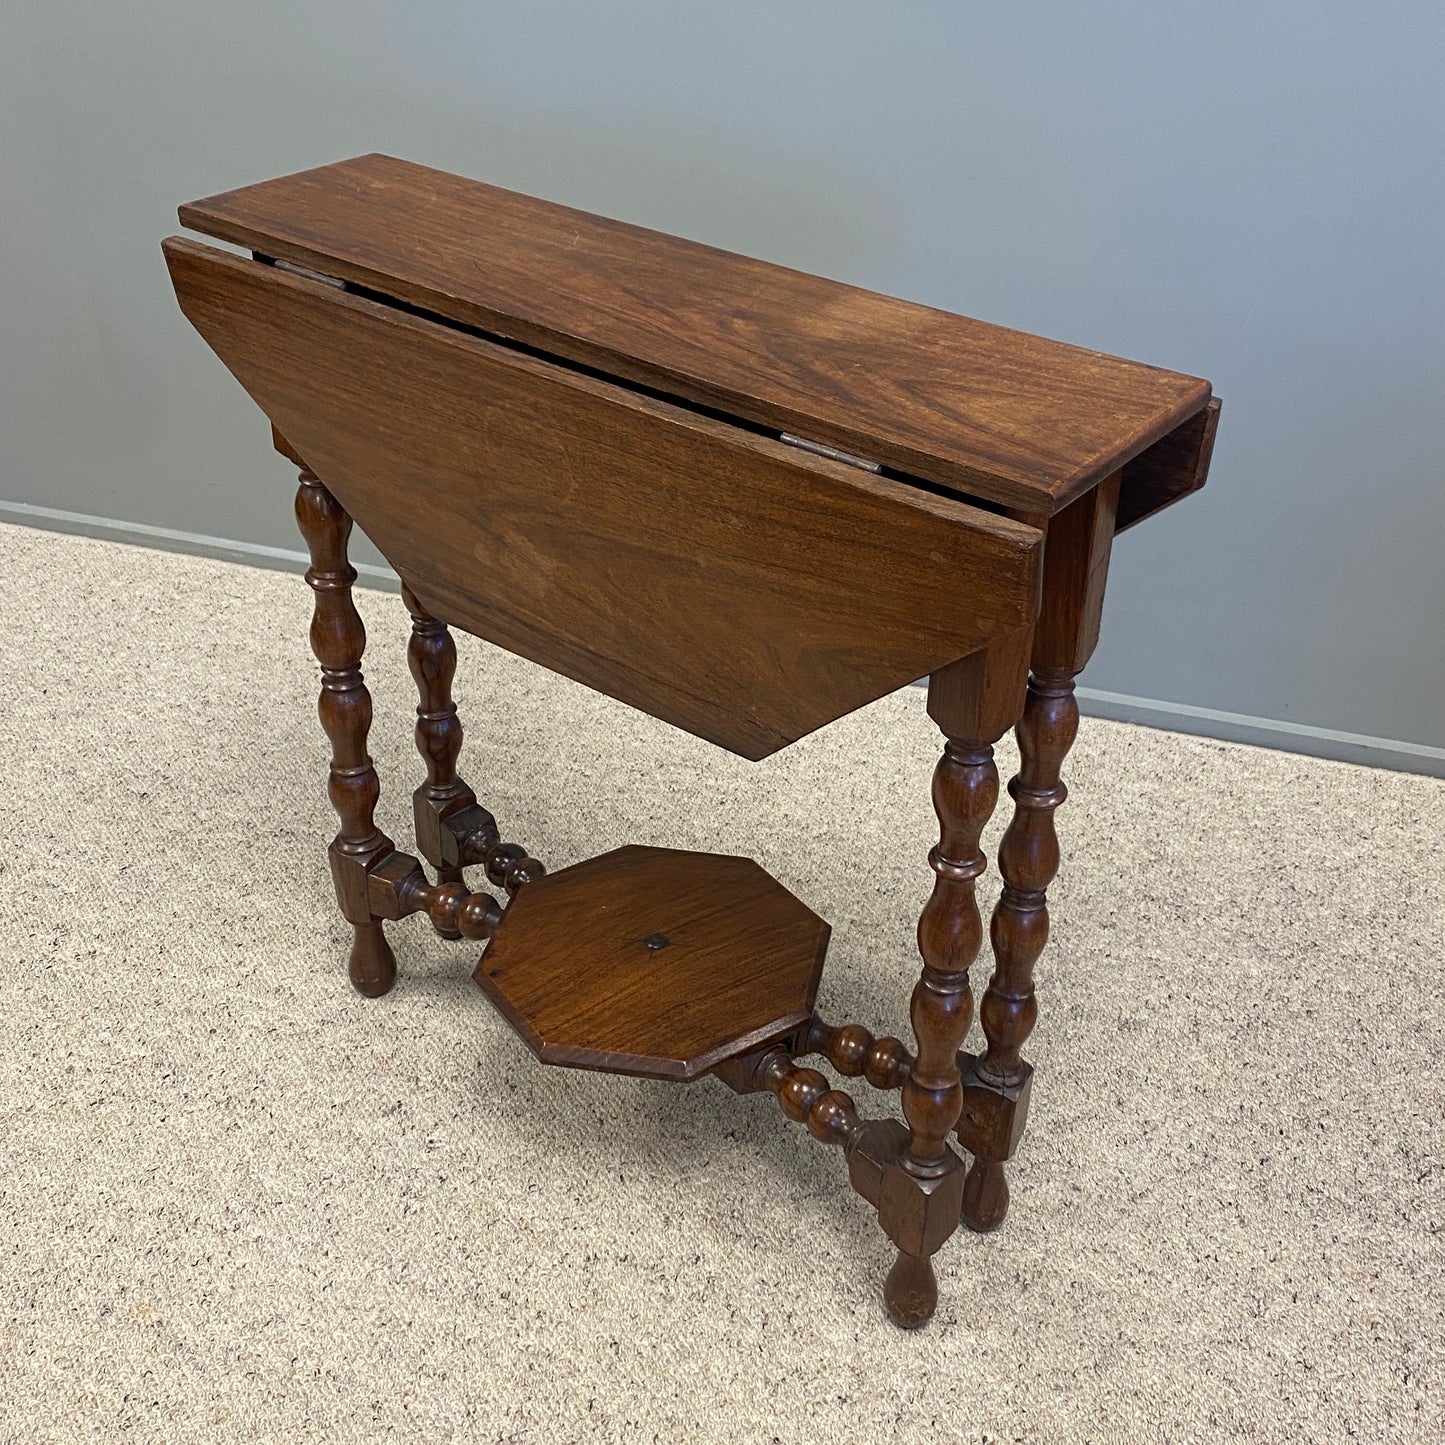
left=180, top=153, right=1212, bottom=516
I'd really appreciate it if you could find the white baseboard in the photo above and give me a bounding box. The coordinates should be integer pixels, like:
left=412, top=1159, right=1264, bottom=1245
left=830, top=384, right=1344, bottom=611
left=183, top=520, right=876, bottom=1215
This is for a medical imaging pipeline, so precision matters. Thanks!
left=0, top=499, right=400, bottom=588
left=5, top=499, right=1442, bottom=778
left=1073, top=686, right=1445, bottom=779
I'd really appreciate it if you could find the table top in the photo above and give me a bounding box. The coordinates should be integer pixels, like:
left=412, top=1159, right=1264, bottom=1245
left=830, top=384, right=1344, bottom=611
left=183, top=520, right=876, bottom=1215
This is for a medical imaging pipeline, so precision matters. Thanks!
left=180, top=153, right=1212, bottom=517
left=164, top=235, right=1043, bottom=758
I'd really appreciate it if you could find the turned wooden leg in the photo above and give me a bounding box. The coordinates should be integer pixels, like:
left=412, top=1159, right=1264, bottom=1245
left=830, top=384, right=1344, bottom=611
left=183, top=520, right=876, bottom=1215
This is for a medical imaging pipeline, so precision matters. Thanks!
left=883, top=735, right=999, bottom=1327
left=402, top=583, right=497, bottom=937
left=404, top=583, right=469, bottom=884
left=955, top=475, right=1119, bottom=1231
left=293, top=464, right=399, bottom=997
left=961, top=668, right=1078, bottom=1229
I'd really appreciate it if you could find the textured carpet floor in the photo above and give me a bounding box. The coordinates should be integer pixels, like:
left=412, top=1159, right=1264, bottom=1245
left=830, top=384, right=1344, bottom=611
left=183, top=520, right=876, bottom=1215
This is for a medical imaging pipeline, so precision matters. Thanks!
left=1, top=520, right=1441, bottom=1444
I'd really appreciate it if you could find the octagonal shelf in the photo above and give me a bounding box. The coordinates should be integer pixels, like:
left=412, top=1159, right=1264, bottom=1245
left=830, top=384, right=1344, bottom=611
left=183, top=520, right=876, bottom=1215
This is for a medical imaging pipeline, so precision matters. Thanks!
left=472, top=845, right=830, bottom=1081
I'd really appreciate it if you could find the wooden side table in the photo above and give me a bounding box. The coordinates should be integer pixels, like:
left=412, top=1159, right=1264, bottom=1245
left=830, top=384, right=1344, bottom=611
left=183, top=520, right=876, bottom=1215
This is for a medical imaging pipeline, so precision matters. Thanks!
left=163, top=154, right=1220, bottom=1328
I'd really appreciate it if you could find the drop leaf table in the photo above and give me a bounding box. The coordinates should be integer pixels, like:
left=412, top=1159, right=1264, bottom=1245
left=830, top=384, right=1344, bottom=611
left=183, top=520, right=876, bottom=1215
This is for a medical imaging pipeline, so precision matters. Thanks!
left=163, top=154, right=1220, bottom=1328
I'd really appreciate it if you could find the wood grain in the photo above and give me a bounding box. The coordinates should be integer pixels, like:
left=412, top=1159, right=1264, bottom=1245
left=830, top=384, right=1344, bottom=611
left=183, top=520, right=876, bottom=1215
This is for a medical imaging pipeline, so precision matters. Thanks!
left=1117, top=396, right=1222, bottom=532
left=713, top=1046, right=866, bottom=1150
left=926, top=625, right=1034, bottom=744
left=803, top=1015, right=912, bottom=1091
left=178, top=153, right=1213, bottom=515
left=888, top=733, right=998, bottom=1317
left=1029, top=473, right=1121, bottom=675
left=402, top=583, right=479, bottom=935
left=474, top=846, right=831, bottom=1081
left=164, top=237, right=1043, bottom=759
left=162, top=155, right=1223, bottom=1327
left=963, top=668, right=1079, bottom=1234
left=292, top=466, right=399, bottom=996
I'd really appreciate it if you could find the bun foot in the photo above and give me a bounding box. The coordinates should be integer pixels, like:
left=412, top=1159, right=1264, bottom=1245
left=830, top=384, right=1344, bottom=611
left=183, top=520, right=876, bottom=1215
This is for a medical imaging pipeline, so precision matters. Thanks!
left=883, top=1251, right=938, bottom=1329
left=961, top=1157, right=1009, bottom=1232
left=348, top=920, right=397, bottom=997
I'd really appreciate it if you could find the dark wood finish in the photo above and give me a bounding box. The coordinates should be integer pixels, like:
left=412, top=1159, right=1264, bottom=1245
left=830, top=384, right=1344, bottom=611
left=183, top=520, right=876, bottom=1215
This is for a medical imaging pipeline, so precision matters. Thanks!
left=475, top=847, right=830, bottom=1080
left=714, top=1045, right=864, bottom=1150
left=403, top=582, right=470, bottom=854
left=955, top=1050, right=1032, bottom=1166
left=801, top=1016, right=1038, bottom=1182
left=403, top=583, right=476, bottom=936
left=363, top=852, right=505, bottom=941
left=886, top=734, right=1001, bottom=1316
left=882, top=1253, right=939, bottom=1332
left=481, top=839, right=547, bottom=898
left=902, top=740, right=1000, bottom=1172
left=164, top=237, right=1043, bottom=760
left=409, top=879, right=504, bottom=941
left=926, top=626, right=1034, bottom=747
left=803, top=1015, right=912, bottom=1091
left=179, top=153, right=1212, bottom=516
left=844, top=1118, right=967, bottom=1329
left=165, top=158, right=1221, bottom=1331
left=1028, top=472, right=1121, bottom=675
left=719, top=1045, right=968, bottom=1328
left=978, top=674, right=1078, bottom=1087
left=962, top=672, right=1078, bottom=1232
left=957, top=467, right=1120, bottom=1231
left=1117, top=396, right=1222, bottom=533
left=292, top=464, right=398, bottom=997
left=271, top=423, right=306, bottom=469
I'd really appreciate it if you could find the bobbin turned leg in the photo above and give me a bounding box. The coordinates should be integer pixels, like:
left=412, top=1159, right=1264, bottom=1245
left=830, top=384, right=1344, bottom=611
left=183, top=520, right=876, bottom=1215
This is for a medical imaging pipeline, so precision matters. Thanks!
left=960, top=474, right=1120, bottom=1231
left=874, top=631, right=1029, bottom=1328
left=885, top=736, right=998, bottom=1326
left=402, top=583, right=497, bottom=936
left=961, top=668, right=1076, bottom=1229
left=291, top=455, right=400, bottom=996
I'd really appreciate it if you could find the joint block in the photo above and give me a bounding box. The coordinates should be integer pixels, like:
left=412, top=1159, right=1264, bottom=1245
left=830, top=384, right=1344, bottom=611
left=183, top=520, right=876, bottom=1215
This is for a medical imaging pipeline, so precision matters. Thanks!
left=330, top=843, right=428, bottom=924
left=846, top=1118, right=965, bottom=1258
left=712, top=1049, right=774, bottom=1096
left=365, top=849, right=428, bottom=921
left=414, top=787, right=499, bottom=871
left=953, top=1050, right=1033, bottom=1163
left=413, top=785, right=492, bottom=869
left=327, top=841, right=393, bottom=924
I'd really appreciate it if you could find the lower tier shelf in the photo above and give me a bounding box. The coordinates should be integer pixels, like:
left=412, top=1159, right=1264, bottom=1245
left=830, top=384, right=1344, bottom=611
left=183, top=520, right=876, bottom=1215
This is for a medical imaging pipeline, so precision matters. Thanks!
left=472, top=845, right=830, bottom=1080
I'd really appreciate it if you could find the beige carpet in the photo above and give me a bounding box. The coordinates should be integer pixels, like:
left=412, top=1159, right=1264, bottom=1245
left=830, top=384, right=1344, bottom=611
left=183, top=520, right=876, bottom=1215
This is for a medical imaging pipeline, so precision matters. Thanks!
left=2, top=520, right=1441, bottom=1444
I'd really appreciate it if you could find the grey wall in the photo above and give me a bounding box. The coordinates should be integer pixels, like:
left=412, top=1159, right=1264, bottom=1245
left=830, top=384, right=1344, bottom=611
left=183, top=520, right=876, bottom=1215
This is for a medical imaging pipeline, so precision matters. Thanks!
left=4, top=2, right=1444, bottom=761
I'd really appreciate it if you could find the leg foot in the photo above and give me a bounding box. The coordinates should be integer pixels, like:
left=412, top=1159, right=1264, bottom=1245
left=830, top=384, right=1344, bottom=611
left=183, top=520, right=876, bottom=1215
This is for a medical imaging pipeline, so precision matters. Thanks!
left=960, top=1157, right=1009, bottom=1233
left=884, top=1251, right=938, bottom=1329
left=348, top=921, right=398, bottom=997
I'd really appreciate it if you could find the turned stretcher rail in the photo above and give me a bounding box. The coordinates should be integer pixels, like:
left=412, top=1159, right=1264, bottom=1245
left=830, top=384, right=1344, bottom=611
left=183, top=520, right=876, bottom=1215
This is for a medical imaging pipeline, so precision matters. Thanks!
left=803, top=1015, right=912, bottom=1090
left=365, top=838, right=547, bottom=935
left=714, top=1044, right=869, bottom=1149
